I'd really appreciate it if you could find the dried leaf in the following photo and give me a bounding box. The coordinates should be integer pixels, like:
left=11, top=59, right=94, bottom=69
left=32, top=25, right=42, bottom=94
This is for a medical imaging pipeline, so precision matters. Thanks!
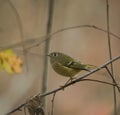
left=0, top=49, right=23, bottom=74
left=26, top=95, right=44, bottom=115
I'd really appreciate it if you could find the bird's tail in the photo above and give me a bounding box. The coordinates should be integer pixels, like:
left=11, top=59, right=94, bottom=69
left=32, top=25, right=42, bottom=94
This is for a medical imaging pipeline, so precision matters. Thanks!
left=83, top=64, right=97, bottom=72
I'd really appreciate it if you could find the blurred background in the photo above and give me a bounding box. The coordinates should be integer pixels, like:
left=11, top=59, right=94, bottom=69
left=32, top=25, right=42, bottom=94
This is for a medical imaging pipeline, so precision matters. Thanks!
left=0, top=0, right=120, bottom=115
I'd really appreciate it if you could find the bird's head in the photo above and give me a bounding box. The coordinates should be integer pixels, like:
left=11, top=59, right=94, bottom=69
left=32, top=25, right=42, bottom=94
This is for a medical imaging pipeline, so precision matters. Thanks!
left=47, top=52, right=64, bottom=62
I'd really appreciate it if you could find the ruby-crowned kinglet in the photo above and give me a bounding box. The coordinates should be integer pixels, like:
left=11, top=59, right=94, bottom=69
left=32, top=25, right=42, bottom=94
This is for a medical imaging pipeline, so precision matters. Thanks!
left=48, top=52, right=96, bottom=78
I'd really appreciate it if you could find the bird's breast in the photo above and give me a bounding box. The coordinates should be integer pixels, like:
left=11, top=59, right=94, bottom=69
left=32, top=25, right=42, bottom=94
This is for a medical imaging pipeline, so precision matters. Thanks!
left=51, top=62, right=80, bottom=77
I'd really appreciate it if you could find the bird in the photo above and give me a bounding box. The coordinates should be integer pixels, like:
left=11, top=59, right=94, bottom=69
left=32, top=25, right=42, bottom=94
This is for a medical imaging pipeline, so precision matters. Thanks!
left=47, top=52, right=96, bottom=79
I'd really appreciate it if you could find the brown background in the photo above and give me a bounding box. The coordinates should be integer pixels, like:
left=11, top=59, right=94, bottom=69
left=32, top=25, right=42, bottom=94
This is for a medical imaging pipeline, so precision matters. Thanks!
left=0, top=0, right=120, bottom=115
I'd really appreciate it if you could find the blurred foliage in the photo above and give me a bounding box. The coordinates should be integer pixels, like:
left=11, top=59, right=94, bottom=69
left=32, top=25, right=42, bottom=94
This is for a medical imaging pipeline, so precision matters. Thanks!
left=0, top=49, right=22, bottom=74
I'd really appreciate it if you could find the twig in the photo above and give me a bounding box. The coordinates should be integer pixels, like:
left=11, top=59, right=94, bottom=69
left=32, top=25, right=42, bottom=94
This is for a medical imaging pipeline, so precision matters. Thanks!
left=106, top=0, right=117, bottom=114
left=0, top=24, right=120, bottom=52
left=81, top=78, right=119, bottom=87
left=23, top=106, right=27, bottom=115
left=5, top=55, right=120, bottom=115
left=105, top=66, right=120, bottom=92
left=51, top=92, right=56, bottom=115
left=6, top=103, right=25, bottom=115
left=26, top=25, right=120, bottom=50
left=7, top=0, right=29, bottom=73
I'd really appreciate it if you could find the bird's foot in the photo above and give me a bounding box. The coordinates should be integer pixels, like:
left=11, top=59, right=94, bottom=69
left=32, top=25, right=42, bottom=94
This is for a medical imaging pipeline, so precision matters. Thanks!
left=60, top=77, right=76, bottom=90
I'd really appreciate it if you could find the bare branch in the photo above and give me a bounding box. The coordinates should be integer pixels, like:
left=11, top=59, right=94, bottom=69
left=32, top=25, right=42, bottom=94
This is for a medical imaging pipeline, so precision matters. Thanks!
left=0, top=24, right=120, bottom=52
left=105, top=66, right=120, bottom=92
left=6, top=55, right=120, bottom=115
left=106, top=0, right=117, bottom=114
left=81, top=79, right=119, bottom=87
left=51, top=92, right=56, bottom=115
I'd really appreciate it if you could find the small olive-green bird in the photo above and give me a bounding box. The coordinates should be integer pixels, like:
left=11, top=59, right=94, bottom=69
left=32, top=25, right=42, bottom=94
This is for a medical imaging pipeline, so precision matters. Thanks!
left=48, top=52, right=96, bottom=78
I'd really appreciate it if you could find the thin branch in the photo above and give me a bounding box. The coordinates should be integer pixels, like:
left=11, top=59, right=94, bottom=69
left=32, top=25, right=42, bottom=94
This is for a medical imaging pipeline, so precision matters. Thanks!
left=0, top=24, right=120, bottom=52
left=105, top=66, right=120, bottom=92
left=26, top=25, right=120, bottom=50
left=81, top=78, right=119, bottom=87
left=7, top=0, right=24, bottom=39
left=23, top=107, right=27, bottom=115
left=6, top=55, right=120, bottom=115
left=51, top=92, right=56, bottom=115
left=50, top=25, right=120, bottom=39
left=106, top=0, right=117, bottom=114
left=6, top=103, right=25, bottom=115
left=7, top=0, right=29, bottom=72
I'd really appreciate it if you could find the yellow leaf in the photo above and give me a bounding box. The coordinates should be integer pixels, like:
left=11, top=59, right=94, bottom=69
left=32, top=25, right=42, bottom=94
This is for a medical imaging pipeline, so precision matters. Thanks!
left=0, top=49, right=23, bottom=74
left=2, top=59, right=14, bottom=74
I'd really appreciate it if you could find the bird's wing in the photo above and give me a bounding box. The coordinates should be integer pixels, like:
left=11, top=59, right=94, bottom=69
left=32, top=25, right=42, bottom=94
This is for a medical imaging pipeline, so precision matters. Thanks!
left=65, top=61, right=84, bottom=69
left=52, top=61, right=79, bottom=77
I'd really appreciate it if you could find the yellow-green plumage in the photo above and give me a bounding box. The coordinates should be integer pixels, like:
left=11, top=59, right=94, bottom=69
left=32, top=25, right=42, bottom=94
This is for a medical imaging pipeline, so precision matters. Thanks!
left=48, top=52, right=96, bottom=78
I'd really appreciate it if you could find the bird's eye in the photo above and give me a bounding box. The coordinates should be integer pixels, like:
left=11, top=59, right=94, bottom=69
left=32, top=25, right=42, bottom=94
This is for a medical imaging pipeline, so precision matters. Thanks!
left=53, top=53, right=58, bottom=57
